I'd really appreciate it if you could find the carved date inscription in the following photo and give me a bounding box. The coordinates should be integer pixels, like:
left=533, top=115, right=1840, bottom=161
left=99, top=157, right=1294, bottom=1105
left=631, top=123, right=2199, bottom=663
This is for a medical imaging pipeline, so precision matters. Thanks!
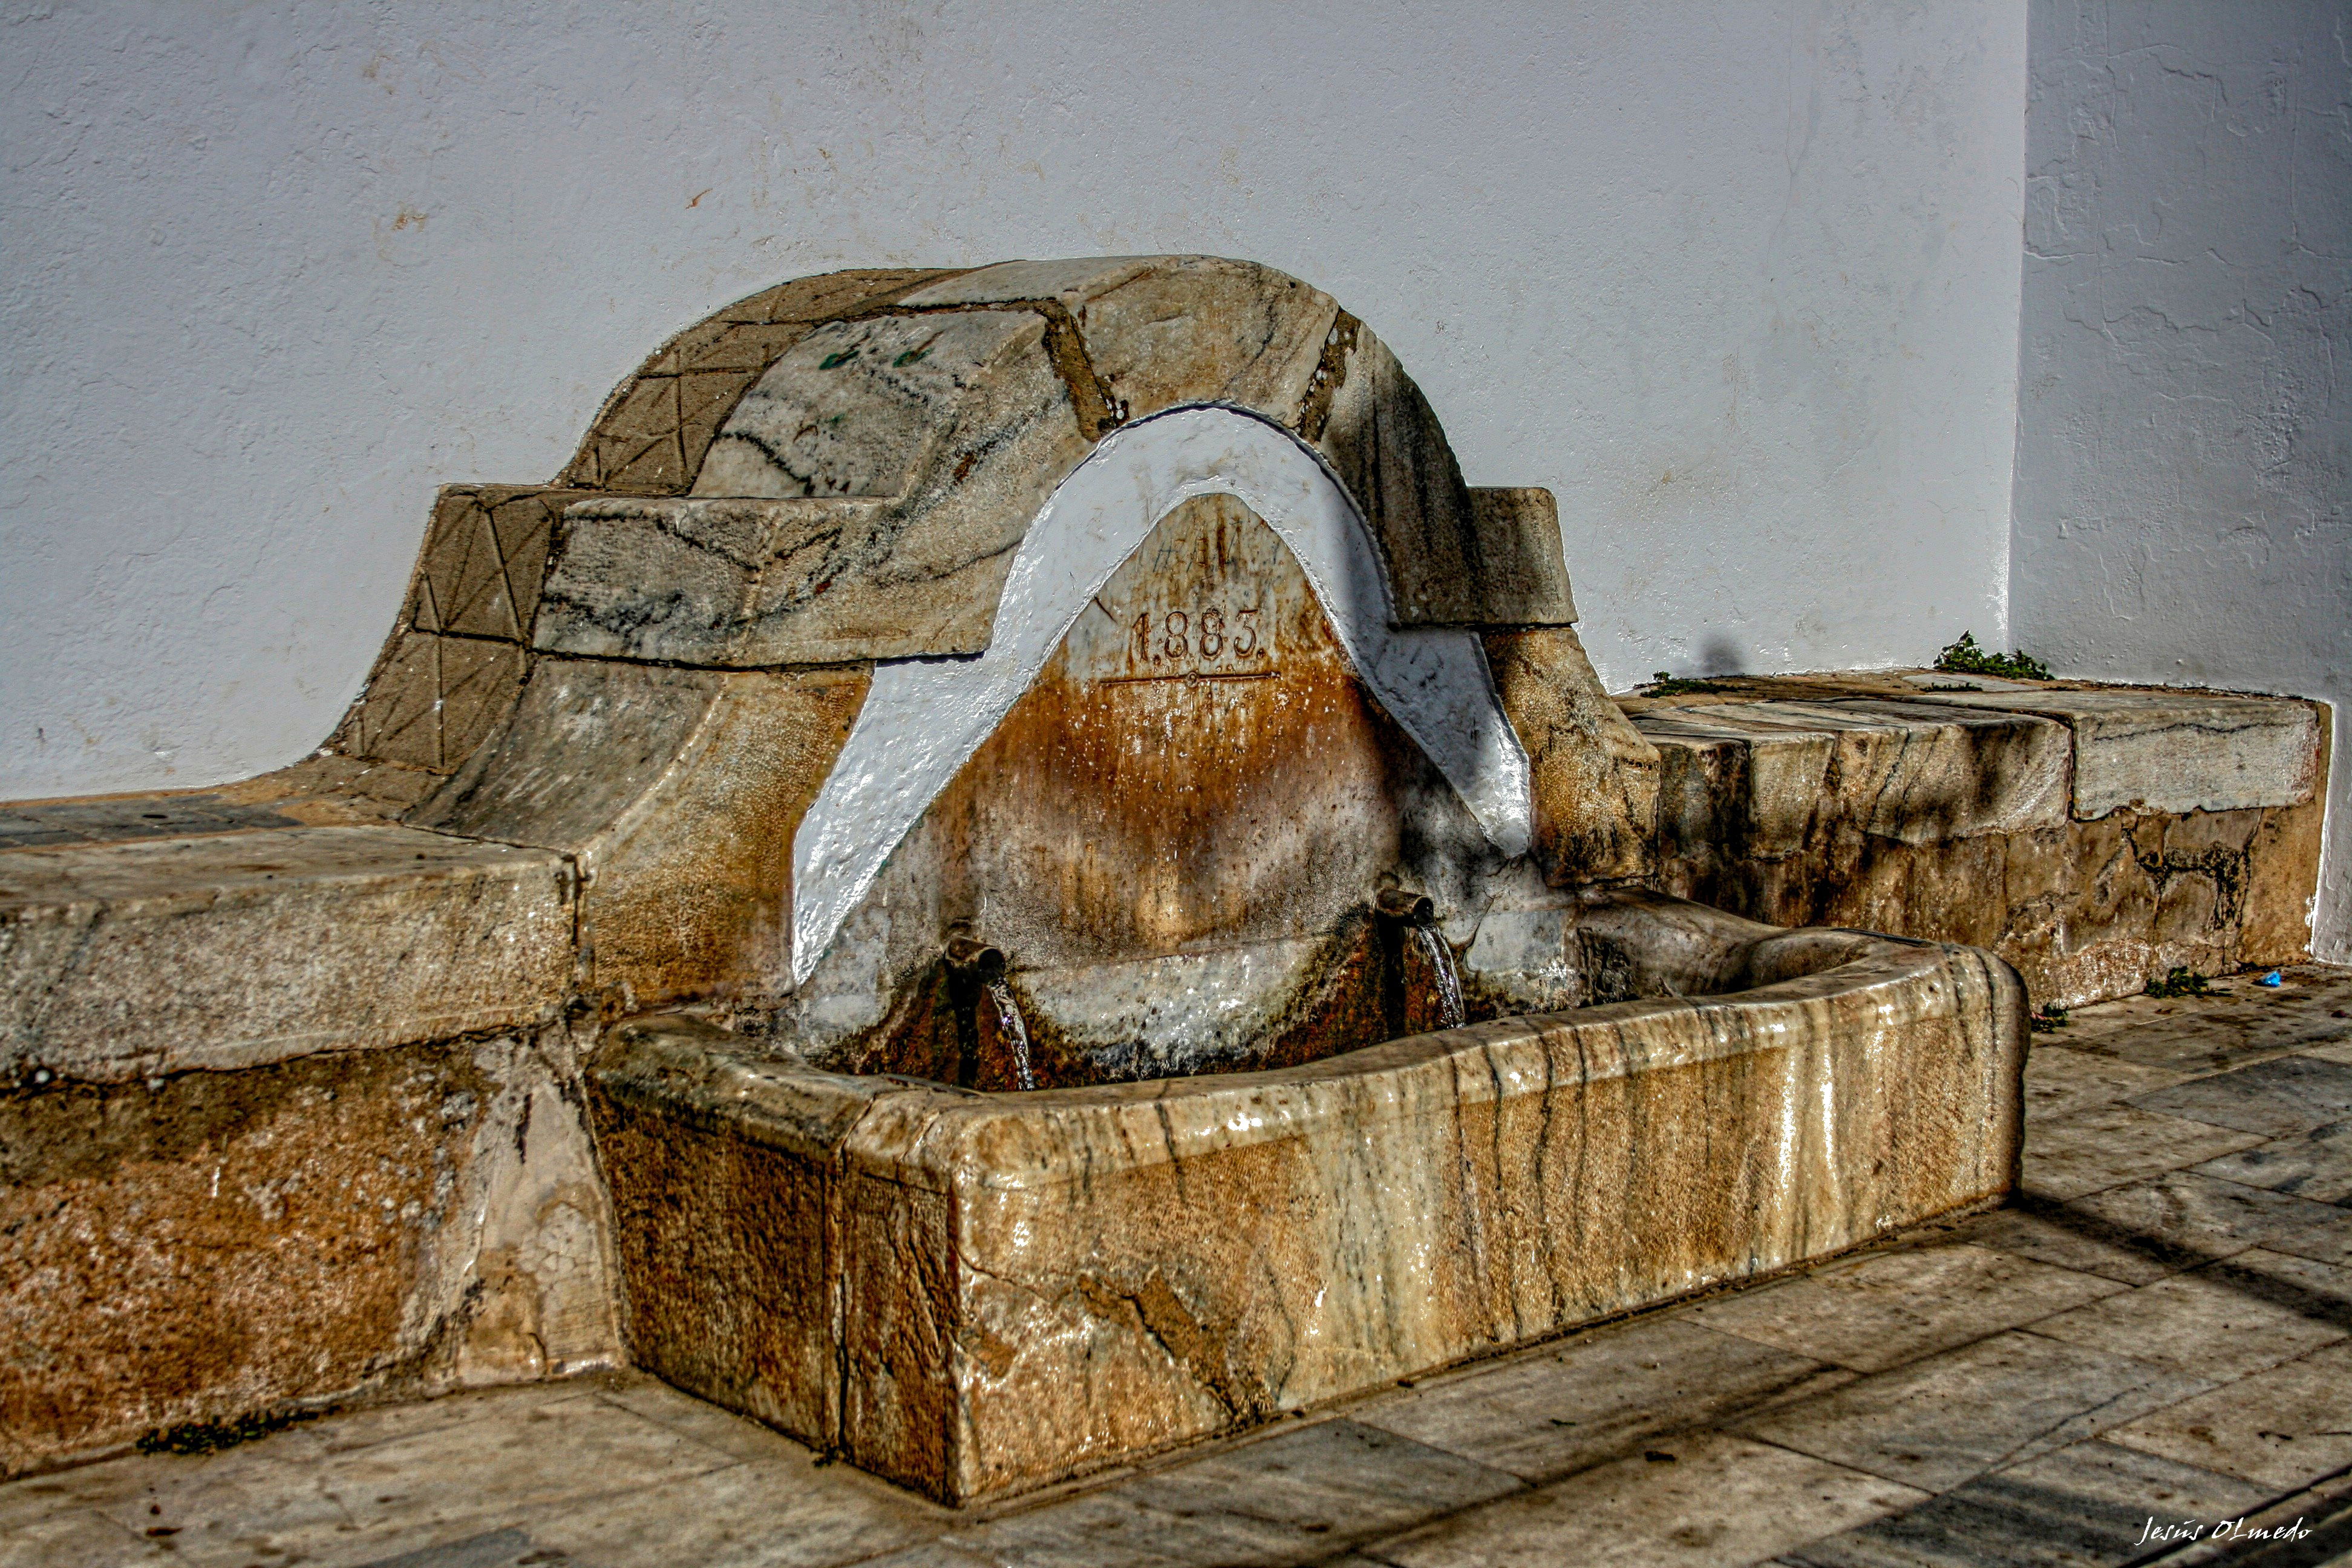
left=1118, top=604, right=1272, bottom=682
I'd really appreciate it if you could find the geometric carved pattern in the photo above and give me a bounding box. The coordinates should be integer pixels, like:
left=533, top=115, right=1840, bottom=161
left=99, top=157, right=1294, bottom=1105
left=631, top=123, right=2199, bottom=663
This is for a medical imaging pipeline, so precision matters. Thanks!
left=558, top=269, right=952, bottom=495
left=409, top=486, right=577, bottom=642
left=339, top=272, right=953, bottom=777
left=332, top=629, right=527, bottom=774
left=332, top=485, right=581, bottom=774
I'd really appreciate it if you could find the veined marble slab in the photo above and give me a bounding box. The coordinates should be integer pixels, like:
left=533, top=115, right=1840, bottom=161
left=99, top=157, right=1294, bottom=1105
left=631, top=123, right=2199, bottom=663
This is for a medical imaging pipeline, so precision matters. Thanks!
left=1901, top=688, right=2322, bottom=818
left=0, top=826, right=572, bottom=1081
left=1631, top=697, right=2071, bottom=850
left=590, top=901, right=2026, bottom=1504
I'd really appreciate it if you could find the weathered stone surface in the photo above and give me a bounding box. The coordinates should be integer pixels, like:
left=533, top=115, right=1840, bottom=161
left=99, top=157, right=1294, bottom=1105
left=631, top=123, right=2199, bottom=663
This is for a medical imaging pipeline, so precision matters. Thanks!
left=1638, top=682, right=2326, bottom=1007
left=1731, top=1330, right=2212, bottom=1493
left=1682, top=1243, right=2125, bottom=1373
left=590, top=907, right=2024, bottom=1503
left=408, top=486, right=586, bottom=642
left=687, top=310, right=1093, bottom=659
left=1067, top=255, right=1338, bottom=425
left=0, top=827, right=573, bottom=1083
left=0, top=1028, right=616, bottom=1477
left=1638, top=699, right=2070, bottom=852
left=0, top=794, right=294, bottom=849
left=1379, top=1428, right=1922, bottom=1568
left=559, top=269, right=957, bottom=494
left=534, top=495, right=909, bottom=665
left=410, top=657, right=867, bottom=1006
left=1485, top=626, right=1658, bottom=883
left=330, top=628, right=529, bottom=774
left=1303, top=320, right=1481, bottom=627
left=776, top=492, right=1508, bottom=1082
left=1355, top=1316, right=1846, bottom=1483
left=1903, top=688, right=2322, bottom=818
left=1460, top=487, right=1577, bottom=625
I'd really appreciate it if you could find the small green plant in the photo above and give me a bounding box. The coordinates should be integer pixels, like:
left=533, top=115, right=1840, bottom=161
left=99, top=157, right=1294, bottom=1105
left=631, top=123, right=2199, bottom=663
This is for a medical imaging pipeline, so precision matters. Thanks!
left=2030, top=1005, right=2069, bottom=1033
left=2146, top=967, right=2211, bottom=999
left=1935, top=632, right=2052, bottom=682
left=136, top=1406, right=319, bottom=1456
left=1647, top=671, right=1739, bottom=697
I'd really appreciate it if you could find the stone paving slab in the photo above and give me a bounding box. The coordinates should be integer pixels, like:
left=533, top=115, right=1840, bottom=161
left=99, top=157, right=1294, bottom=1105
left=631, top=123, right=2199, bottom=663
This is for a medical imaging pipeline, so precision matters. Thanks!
left=1681, top=1245, right=2126, bottom=1373
left=1726, top=1331, right=2213, bottom=1494
left=1772, top=1439, right=2269, bottom=1568
left=2020, top=1044, right=2186, bottom=1122
left=2133, top=1055, right=2352, bottom=1139
left=1375, top=1429, right=1926, bottom=1568
left=2023, top=1247, right=2352, bottom=1380
left=2020, top=1101, right=2269, bottom=1200
left=4, top=966, right=2348, bottom=1568
left=2105, top=1340, right=2352, bottom=1491
left=1353, top=1317, right=1851, bottom=1481
left=2194, top=1119, right=2352, bottom=1204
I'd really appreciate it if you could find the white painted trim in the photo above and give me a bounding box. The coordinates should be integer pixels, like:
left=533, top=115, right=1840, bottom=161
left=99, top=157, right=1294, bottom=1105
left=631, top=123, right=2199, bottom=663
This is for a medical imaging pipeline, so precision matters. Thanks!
left=787, top=405, right=1533, bottom=985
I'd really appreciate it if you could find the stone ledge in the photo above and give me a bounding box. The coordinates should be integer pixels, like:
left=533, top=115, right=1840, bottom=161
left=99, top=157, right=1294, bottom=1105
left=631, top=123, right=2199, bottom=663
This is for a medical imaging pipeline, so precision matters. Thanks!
left=1901, top=687, right=2320, bottom=818
left=1626, top=674, right=2328, bottom=1005
left=0, top=826, right=575, bottom=1082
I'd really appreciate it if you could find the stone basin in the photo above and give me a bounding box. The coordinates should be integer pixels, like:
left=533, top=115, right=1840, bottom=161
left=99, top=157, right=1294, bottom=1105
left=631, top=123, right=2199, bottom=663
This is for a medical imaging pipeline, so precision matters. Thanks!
left=587, top=890, right=2025, bottom=1504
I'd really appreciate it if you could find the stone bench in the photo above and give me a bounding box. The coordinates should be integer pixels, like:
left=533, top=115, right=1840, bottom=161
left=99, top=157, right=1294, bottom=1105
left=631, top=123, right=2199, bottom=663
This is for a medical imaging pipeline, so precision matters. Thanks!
left=1624, top=673, right=2327, bottom=1008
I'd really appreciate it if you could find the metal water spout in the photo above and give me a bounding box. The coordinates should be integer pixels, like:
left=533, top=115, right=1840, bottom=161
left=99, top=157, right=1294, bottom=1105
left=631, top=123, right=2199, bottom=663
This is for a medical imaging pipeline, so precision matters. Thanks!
left=944, top=929, right=1038, bottom=1090
left=1376, top=888, right=1468, bottom=1032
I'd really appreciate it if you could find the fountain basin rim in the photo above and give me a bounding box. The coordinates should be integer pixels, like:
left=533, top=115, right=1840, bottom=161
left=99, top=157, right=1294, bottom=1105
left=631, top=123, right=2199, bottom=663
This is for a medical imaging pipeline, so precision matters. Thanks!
left=596, top=926, right=1970, bottom=1174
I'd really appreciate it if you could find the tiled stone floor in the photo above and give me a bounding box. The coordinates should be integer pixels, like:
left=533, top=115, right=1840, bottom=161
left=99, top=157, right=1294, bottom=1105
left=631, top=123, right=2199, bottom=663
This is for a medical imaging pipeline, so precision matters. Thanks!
left=9, top=967, right=2351, bottom=1568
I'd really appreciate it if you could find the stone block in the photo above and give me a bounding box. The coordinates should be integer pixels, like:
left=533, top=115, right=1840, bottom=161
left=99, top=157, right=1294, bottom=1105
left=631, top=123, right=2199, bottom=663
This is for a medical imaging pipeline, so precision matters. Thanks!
left=0, top=826, right=573, bottom=1083
left=1636, top=699, right=2069, bottom=853
left=410, top=658, right=867, bottom=1006
left=408, top=486, right=587, bottom=642
left=1063, top=255, right=1338, bottom=424
left=687, top=310, right=1093, bottom=659
left=1462, top=488, right=1577, bottom=625
left=332, top=630, right=529, bottom=774
left=558, top=269, right=954, bottom=493
left=1483, top=626, right=1657, bottom=882
left=1304, top=321, right=1485, bottom=627
left=534, top=495, right=909, bottom=665
left=0, top=1028, right=616, bottom=1476
left=1906, top=688, right=2322, bottom=818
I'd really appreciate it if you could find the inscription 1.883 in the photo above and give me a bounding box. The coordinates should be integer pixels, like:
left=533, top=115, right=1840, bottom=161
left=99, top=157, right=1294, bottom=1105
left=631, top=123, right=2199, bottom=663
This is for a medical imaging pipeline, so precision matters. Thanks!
left=1121, top=605, right=1270, bottom=681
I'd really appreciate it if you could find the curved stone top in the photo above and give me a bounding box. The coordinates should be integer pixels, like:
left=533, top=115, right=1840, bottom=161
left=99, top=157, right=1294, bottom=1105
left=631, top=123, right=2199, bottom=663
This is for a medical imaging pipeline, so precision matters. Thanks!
left=532, top=256, right=1575, bottom=667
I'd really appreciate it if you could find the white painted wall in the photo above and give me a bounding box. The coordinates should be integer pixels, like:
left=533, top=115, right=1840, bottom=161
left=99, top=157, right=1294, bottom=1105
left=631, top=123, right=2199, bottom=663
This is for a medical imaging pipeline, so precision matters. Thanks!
left=1, top=0, right=2030, bottom=799
left=2011, top=0, right=2351, bottom=959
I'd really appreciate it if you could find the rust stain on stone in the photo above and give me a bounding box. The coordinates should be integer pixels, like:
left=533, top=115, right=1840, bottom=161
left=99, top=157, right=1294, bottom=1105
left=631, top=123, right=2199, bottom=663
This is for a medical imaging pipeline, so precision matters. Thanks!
left=0, top=1046, right=494, bottom=1475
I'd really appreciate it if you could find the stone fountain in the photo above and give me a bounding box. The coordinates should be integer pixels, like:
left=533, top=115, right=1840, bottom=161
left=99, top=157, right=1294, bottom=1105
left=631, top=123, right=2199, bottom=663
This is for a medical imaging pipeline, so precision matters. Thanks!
left=0, top=256, right=2042, bottom=1500
left=519, top=258, right=2027, bottom=1500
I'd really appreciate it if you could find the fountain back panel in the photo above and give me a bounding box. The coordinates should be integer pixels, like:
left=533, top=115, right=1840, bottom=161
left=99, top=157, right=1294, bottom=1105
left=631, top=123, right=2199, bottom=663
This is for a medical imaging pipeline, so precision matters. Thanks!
left=815, top=493, right=1485, bottom=1088
left=543, top=255, right=2028, bottom=1504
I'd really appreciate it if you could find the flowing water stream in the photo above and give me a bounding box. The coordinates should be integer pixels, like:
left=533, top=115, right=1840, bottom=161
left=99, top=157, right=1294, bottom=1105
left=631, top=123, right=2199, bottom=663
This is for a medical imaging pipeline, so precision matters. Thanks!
left=986, top=976, right=1039, bottom=1091
left=1414, top=924, right=1468, bottom=1030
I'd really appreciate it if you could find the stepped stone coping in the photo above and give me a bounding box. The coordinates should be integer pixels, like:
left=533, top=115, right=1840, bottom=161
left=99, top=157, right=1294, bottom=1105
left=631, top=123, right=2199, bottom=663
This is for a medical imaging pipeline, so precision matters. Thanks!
left=1627, top=675, right=2323, bottom=824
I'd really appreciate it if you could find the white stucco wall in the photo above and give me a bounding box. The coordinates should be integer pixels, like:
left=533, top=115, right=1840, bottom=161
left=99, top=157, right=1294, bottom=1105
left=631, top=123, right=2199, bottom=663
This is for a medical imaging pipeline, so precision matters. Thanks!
left=2011, top=0, right=2351, bottom=959
left=1, top=0, right=2030, bottom=800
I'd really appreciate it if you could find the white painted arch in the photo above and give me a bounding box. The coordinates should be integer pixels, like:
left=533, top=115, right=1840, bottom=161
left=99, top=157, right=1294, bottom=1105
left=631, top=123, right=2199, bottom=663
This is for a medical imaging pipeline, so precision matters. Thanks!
left=788, top=405, right=1534, bottom=985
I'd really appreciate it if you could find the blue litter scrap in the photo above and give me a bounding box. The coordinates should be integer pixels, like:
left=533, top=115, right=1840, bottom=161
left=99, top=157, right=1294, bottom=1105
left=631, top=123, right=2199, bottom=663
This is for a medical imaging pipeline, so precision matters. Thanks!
left=2257, top=970, right=2285, bottom=987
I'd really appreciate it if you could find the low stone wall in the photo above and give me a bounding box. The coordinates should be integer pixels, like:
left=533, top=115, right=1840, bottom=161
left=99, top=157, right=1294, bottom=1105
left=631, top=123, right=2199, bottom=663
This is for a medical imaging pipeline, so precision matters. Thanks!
left=1624, top=675, right=2328, bottom=1008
